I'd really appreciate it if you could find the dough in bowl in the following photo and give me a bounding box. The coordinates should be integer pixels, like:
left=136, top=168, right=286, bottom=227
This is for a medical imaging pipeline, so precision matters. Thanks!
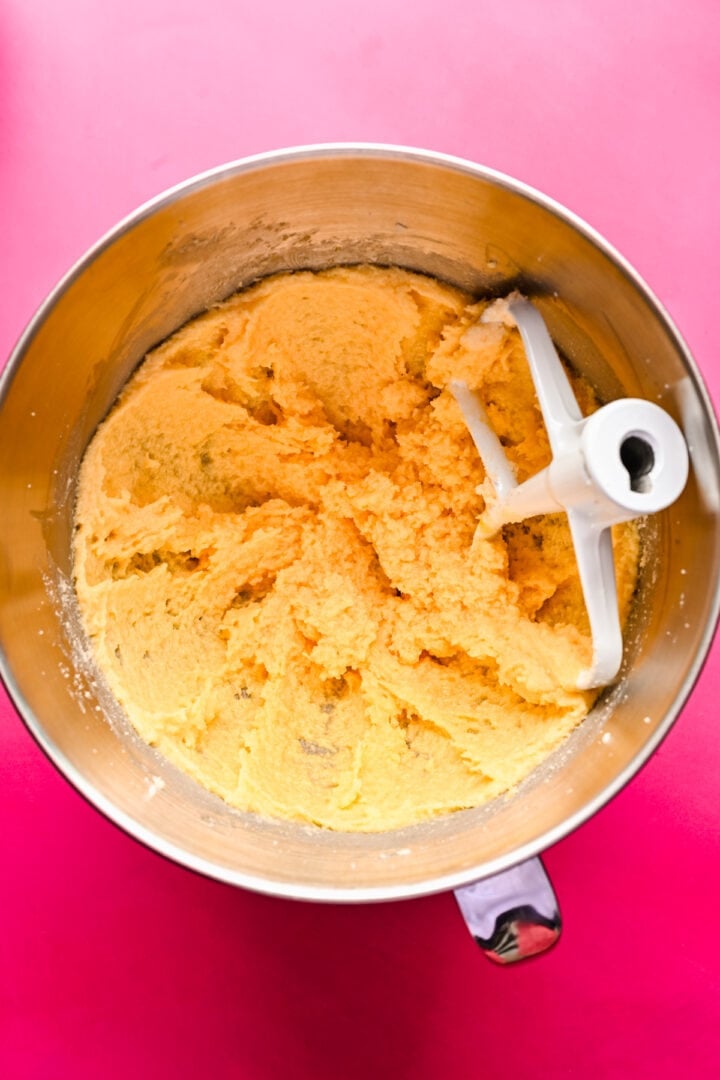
left=73, top=266, right=639, bottom=830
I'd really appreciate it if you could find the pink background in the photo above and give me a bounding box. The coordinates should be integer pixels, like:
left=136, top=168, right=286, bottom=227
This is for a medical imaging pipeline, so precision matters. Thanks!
left=2, top=1, right=719, bottom=1076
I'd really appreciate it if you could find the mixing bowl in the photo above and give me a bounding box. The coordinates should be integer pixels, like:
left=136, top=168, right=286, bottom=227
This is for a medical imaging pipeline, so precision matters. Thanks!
left=2, top=145, right=718, bottom=955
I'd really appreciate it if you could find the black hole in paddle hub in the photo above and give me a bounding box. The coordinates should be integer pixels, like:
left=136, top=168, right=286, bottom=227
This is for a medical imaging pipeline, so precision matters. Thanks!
left=620, top=435, right=655, bottom=494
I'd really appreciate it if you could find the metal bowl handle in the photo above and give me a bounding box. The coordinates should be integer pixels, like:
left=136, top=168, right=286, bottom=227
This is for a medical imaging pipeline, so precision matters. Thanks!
left=454, top=856, right=561, bottom=964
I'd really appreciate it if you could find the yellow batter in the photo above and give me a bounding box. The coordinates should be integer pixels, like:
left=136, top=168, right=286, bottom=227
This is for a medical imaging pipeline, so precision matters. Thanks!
left=73, top=266, right=639, bottom=831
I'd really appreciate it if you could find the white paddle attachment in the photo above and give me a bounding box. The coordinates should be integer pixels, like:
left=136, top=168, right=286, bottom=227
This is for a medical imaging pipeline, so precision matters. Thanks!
left=451, top=296, right=689, bottom=689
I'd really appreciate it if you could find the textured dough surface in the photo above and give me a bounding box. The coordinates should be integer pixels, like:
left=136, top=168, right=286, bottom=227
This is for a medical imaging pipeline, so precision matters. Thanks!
left=73, top=266, right=639, bottom=830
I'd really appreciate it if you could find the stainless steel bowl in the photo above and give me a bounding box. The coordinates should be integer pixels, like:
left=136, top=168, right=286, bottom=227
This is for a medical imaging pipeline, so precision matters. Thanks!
left=2, top=144, right=719, bottom=907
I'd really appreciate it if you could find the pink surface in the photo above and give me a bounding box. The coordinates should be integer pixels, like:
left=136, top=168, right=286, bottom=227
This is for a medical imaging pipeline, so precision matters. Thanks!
left=2, top=1, right=719, bottom=1077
